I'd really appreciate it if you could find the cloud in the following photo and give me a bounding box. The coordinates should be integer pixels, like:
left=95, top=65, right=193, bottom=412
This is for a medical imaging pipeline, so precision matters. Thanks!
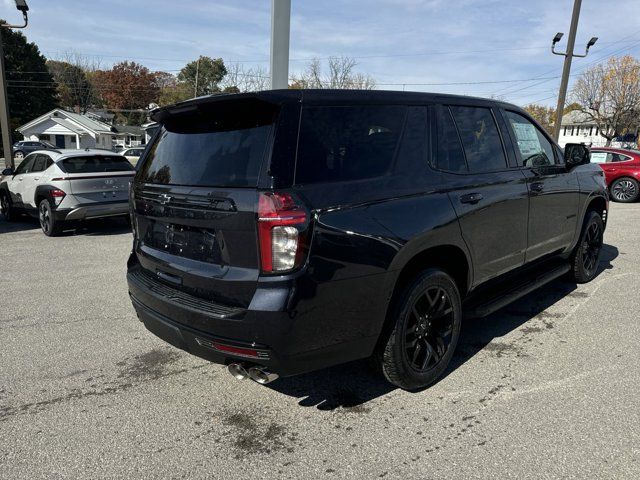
left=14, top=0, right=640, bottom=106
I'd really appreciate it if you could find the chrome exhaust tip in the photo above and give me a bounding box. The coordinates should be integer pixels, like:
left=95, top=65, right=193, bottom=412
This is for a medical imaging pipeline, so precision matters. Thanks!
left=227, top=363, right=249, bottom=380
left=247, top=367, right=279, bottom=385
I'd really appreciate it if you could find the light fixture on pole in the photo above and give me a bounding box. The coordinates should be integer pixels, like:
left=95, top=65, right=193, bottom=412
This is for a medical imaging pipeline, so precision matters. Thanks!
left=1, top=0, right=30, bottom=170
left=550, top=0, right=598, bottom=141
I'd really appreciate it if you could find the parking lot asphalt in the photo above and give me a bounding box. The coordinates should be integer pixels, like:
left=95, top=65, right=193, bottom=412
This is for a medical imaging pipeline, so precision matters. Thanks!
left=1, top=204, right=639, bottom=480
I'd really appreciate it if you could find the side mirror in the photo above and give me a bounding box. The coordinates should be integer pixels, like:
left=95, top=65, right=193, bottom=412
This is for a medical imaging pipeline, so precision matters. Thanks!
left=1, top=168, right=14, bottom=176
left=564, top=143, right=590, bottom=169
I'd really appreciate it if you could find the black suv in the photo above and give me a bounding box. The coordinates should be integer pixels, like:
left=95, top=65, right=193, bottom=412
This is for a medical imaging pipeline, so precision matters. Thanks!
left=127, top=90, right=607, bottom=390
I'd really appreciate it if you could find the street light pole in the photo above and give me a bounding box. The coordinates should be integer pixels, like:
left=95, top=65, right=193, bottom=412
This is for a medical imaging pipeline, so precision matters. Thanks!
left=270, top=0, right=291, bottom=90
left=0, top=1, right=29, bottom=170
left=551, top=0, right=597, bottom=141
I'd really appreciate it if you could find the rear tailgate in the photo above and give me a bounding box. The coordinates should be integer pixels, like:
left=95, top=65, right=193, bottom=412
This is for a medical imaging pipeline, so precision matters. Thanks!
left=130, top=97, right=280, bottom=312
left=58, top=155, right=135, bottom=203
left=67, top=172, right=134, bottom=202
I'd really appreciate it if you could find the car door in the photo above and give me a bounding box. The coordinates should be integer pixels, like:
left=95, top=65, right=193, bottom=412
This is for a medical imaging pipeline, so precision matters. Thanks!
left=7, top=154, right=37, bottom=207
left=436, top=104, right=529, bottom=286
left=23, top=154, right=51, bottom=209
left=501, top=109, right=580, bottom=263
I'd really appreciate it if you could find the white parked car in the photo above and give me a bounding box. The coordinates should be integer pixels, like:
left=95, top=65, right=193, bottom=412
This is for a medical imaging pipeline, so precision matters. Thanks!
left=121, top=146, right=146, bottom=165
left=0, top=149, right=135, bottom=236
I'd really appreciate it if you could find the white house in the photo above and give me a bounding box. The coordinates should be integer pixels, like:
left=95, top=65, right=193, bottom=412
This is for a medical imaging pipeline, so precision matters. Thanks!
left=557, top=110, right=638, bottom=148
left=113, top=125, right=145, bottom=148
left=18, top=109, right=115, bottom=150
left=141, top=121, right=160, bottom=144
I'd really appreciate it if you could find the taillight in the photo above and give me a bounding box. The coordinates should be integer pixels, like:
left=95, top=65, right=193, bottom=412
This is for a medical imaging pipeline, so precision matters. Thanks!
left=50, top=188, right=66, bottom=206
left=257, top=192, right=308, bottom=273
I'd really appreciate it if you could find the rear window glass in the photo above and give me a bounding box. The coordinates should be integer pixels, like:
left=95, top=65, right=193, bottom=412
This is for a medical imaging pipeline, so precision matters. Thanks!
left=60, top=155, right=135, bottom=173
left=137, top=101, right=277, bottom=187
left=295, top=105, right=406, bottom=184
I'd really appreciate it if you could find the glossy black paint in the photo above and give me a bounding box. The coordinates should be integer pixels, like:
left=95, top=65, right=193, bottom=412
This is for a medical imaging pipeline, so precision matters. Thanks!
left=128, top=90, right=608, bottom=377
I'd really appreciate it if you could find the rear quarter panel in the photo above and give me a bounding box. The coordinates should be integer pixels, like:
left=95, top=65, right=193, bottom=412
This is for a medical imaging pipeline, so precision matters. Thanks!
left=288, top=173, right=465, bottom=350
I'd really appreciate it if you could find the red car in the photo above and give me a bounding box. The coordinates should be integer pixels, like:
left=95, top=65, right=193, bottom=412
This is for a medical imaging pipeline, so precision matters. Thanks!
left=590, top=147, right=640, bottom=202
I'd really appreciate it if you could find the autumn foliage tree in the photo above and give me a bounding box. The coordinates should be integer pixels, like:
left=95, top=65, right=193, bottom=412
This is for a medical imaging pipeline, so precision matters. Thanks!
left=572, top=55, right=640, bottom=146
left=524, top=104, right=556, bottom=134
left=94, top=61, right=160, bottom=112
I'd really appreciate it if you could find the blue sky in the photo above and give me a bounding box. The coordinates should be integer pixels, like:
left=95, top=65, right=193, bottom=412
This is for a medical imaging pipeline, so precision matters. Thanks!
left=2, top=0, right=640, bottom=106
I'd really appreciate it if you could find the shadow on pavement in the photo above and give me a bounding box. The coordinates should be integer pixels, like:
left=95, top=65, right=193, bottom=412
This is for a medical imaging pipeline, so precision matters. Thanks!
left=70, top=216, right=132, bottom=236
left=0, top=217, right=40, bottom=234
left=0, top=215, right=131, bottom=236
left=267, top=244, right=619, bottom=410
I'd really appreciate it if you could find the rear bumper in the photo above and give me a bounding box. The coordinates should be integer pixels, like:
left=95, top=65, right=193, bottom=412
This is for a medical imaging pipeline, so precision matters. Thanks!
left=55, top=201, right=129, bottom=221
left=127, top=266, right=381, bottom=377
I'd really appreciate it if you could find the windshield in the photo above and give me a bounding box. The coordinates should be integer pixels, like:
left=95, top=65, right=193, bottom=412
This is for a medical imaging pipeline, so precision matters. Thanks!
left=60, top=155, right=135, bottom=173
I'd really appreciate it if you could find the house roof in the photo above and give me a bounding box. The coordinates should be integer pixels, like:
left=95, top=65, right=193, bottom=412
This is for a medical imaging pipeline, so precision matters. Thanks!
left=18, top=109, right=114, bottom=136
left=51, top=117, right=86, bottom=135
left=561, top=110, right=595, bottom=126
left=113, top=125, right=143, bottom=136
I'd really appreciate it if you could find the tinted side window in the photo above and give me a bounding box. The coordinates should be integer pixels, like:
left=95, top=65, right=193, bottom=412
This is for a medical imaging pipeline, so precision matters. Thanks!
left=504, top=111, right=555, bottom=167
left=296, top=105, right=406, bottom=184
left=437, top=107, right=467, bottom=172
left=395, top=106, right=429, bottom=175
left=449, top=106, right=507, bottom=172
left=611, top=153, right=631, bottom=162
left=31, top=154, right=50, bottom=172
left=14, top=155, right=36, bottom=174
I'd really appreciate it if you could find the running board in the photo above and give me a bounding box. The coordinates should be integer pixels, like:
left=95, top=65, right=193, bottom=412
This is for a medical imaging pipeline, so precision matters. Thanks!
left=464, top=263, right=571, bottom=319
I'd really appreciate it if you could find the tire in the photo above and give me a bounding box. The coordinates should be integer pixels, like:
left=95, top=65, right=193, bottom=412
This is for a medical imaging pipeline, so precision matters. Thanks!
left=1, top=192, right=17, bottom=221
left=570, top=211, right=604, bottom=283
left=13, top=151, right=24, bottom=161
left=377, top=268, right=462, bottom=390
left=610, top=177, right=639, bottom=203
left=38, top=199, right=63, bottom=236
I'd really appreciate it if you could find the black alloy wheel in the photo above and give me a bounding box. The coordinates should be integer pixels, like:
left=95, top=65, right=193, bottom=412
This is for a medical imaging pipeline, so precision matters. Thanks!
left=1, top=193, right=15, bottom=221
left=571, top=211, right=604, bottom=283
left=404, top=286, right=455, bottom=372
left=379, top=268, right=462, bottom=390
left=39, top=199, right=62, bottom=236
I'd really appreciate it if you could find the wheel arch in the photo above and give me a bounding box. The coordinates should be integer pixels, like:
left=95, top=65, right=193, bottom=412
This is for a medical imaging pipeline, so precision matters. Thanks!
left=34, top=184, right=59, bottom=206
left=375, top=244, right=471, bottom=352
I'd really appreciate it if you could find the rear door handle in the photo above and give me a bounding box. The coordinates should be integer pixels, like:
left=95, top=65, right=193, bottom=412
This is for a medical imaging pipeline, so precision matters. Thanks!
left=530, top=182, right=544, bottom=193
left=33, top=177, right=39, bottom=181
left=459, top=193, right=483, bottom=204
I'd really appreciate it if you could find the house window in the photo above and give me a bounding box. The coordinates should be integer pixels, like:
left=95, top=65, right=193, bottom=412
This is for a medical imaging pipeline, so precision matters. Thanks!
left=570, top=126, right=574, bottom=136
left=576, top=126, right=581, bottom=135
left=563, top=126, right=568, bottom=135
left=589, top=127, right=593, bottom=136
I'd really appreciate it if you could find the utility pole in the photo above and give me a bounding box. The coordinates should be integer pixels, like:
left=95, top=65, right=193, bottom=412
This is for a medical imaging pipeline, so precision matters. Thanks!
left=270, top=0, right=291, bottom=89
left=194, top=57, right=200, bottom=97
left=551, top=0, right=598, bottom=141
left=0, top=1, right=29, bottom=170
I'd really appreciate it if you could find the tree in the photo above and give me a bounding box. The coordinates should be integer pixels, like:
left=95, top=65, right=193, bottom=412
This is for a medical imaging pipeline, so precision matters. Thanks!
left=221, top=63, right=269, bottom=92
left=178, top=56, right=227, bottom=97
left=47, top=53, right=99, bottom=113
left=524, top=104, right=556, bottom=134
left=92, top=61, right=160, bottom=123
left=571, top=55, right=640, bottom=146
left=0, top=23, right=57, bottom=148
left=290, top=56, right=376, bottom=89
